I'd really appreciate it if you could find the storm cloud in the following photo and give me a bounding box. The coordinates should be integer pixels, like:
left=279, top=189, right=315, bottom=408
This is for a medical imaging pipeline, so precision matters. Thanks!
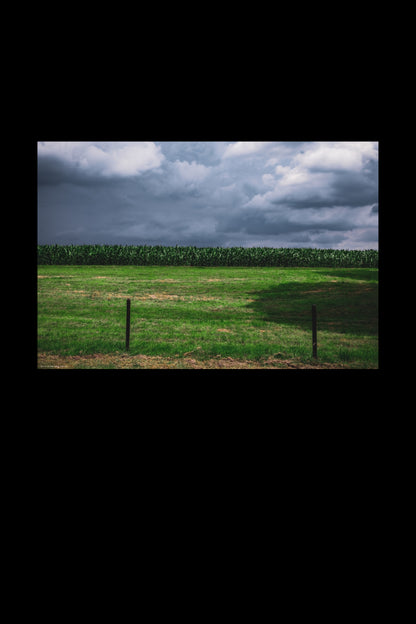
left=37, top=141, right=378, bottom=249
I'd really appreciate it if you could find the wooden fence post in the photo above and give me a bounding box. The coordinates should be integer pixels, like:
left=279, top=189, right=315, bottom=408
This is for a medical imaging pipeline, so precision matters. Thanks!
left=126, top=298, right=131, bottom=351
left=312, top=304, right=317, bottom=359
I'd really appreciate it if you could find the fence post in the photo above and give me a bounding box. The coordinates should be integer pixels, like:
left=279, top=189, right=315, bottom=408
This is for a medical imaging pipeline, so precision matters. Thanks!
left=312, top=304, right=317, bottom=359
left=126, top=298, right=131, bottom=351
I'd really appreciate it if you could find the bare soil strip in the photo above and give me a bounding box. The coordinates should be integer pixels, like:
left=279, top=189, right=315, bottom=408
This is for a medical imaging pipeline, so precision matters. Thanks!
left=37, top=352, right=349, bottom=370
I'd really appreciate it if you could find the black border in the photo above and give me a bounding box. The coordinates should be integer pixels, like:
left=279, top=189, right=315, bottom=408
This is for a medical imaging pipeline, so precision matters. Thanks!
left=31, top=96, right=384, bottom=408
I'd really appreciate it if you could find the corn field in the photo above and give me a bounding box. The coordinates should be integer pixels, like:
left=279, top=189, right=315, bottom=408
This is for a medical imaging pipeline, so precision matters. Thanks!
left=37, top=245, right=378, bottom=267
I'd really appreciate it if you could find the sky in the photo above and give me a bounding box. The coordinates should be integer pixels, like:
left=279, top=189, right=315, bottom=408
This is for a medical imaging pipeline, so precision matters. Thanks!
left=37, top=141, right=378, bottom=249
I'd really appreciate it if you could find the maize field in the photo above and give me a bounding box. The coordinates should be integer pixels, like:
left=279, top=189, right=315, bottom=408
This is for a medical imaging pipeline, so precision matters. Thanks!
left=37, top=245, right=378, bottom=268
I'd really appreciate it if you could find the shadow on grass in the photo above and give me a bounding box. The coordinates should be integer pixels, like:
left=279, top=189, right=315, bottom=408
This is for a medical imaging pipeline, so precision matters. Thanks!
left=247, top=272, right=378, bottom=336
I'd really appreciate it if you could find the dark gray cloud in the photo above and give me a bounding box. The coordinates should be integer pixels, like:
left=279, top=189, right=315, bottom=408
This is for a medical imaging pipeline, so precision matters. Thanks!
left=38, top=141, right=378, bottom=249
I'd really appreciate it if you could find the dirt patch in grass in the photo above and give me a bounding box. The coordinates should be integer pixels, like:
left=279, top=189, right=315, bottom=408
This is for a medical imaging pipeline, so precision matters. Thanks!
left=188, top=295, right=217, bottom=301
left=38, top=352, right=350, bottom=370
left=140, top=293, right=180, bottom=300
left=69, top=291, right=184, bottom=301
left=38, top=274, right=75, bottom=279
left=205, top=277, right=248, bottom=282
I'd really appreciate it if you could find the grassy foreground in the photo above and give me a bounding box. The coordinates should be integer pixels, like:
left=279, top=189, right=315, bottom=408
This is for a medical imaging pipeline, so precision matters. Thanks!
left=37, top=265, right=378, bottom=369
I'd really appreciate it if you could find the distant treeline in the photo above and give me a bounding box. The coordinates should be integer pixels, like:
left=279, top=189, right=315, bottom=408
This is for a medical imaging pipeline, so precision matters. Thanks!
left=37, top=245, right=378, bottom=267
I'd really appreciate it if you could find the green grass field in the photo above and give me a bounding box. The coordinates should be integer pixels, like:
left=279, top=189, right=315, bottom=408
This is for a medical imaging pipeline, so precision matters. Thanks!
left=37, top=265, right=378, bottom=369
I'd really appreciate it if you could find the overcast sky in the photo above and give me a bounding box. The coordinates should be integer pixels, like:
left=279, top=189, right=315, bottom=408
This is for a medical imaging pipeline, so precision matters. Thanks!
left=37, top=141, right=378, bottom=249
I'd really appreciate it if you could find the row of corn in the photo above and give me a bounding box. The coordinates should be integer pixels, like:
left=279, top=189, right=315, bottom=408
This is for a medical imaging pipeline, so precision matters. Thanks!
left=37, top=245, right=378, bottom=267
